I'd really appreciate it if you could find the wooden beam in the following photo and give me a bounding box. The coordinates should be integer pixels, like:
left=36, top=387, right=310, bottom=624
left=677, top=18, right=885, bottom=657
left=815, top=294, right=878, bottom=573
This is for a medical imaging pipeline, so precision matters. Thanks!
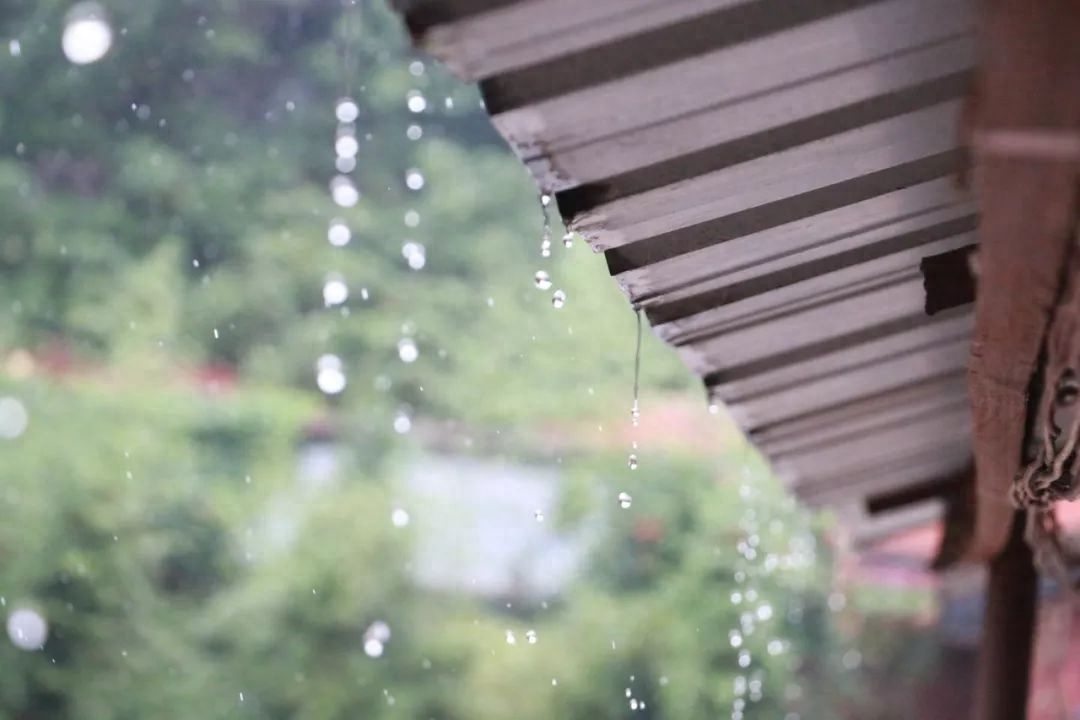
left=971, top=513, right=1038, bottom=720
left=961, top=0, right=1080, bottom=561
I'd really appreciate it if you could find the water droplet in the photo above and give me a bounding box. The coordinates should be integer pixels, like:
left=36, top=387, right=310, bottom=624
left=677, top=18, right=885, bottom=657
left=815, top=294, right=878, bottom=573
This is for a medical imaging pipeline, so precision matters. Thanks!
left=212, top=328, right=219, bottom=339
left=335, top=97, right=359, bottom=124
left=406, top=124, right=422, bottom=141
left=393, top=409, right=412, bottom=434
left=404, top=210, right=420, bottom=228
left=540, top=193, right=552, bottom=207
left=406, top=90, right=427, bottom=113
left=526, top=630, right=537, bottom=644
left=366, top=621, right=391, bottom=643
left=827, top=592, right=846, bottom=612
left=756, top=604, right=773, bottom=621
left=391, top=508, right=410, bottom=527
left=738, top=649, right=751, bottom=668
left=0, top=398, right=29, bottom=439
left=327, top=219, right=351, bottom=247
left=9, top=39, right=21, bottom=57
left=842, top=649, right=862, bottom=670
left=409, top=60, right=425, bottom=76
left=562, top=232, right=574, bottom=248
left=534, top=509, right=544, bottom=522
left=315, top=354, right=346, bottom=395
left=618, top=491, right=632, bottom=509
left=405, top=169, right=424, bottom=191
left=330, top=176, right=359, bottom=207
left=335, top=132, right=359, bottom=159
left=364, top=638, right=384, bottom=658
left=322, top=274, right=348, bottom=307
left=534, top=271, right=551, bottom=290
left=62, top=3, right=112, bottom=65
left=6, top=608, right=47, bottom=651
left=402, top=241, right=426, bottom=270
left=627, top=454, right=638, bottom=470
left=630, top=699, right=639, bottom=711
left=505, top=630, right=516, bottom=645
left=729, top=630, right=743, bottom=648
left=551, top=290, right=566, bottom=309
left=397, top=337, right=419, bottom=364
left=630, top=399, right=640, bottom=427
left=767, top=639, right=784, bottom=656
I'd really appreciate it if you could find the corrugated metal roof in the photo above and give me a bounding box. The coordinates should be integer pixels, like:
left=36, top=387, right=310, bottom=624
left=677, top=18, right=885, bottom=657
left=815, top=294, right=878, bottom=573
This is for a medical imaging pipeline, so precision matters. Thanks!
left=400, top=0, right=977, bottom=525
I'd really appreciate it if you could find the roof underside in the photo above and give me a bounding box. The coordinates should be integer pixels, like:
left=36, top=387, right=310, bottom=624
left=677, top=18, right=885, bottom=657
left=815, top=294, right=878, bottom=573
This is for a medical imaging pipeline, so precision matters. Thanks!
left=401, top=0, right=978, bottom=535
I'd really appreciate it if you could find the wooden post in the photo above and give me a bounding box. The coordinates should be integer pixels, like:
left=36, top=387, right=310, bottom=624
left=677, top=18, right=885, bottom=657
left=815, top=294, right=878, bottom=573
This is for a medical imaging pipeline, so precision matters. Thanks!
left=971, top=513, right=1038, bottom=720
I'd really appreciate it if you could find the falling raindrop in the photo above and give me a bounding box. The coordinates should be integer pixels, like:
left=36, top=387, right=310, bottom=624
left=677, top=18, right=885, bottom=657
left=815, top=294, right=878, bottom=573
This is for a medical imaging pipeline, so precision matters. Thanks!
left=562, top=232, right=574, bottom=249
left=322, top=274, right=349, bottom=307
left=391, top=508, right=410, bottom=527
left=397, top=337, right=419, bottom=364
left=538, top=192, right=553, bottom=256
left=6, top=608, right=47, bottom=651
left=406, top=124, right=422, bottom=141
left=405, top=169, right=424, bottom=191
left=738, top=649, right=751, bottom=668
left=393, top=409, right=412, bottom=434
left=315, top=354, right=346, bottom=395
left=505, top=630, right=516, bottom=645
left=62, top=3, right=113, bottom=65
left=618, top=491, right=632, bottom=509
left=364, top=638, right=384, bottom=658
left=335, top=97, right=359, bottom=123
left=627, top=454, right=638, bottom=470
left=551, top=290, right=566, bottom=309
left=404, top=210, right=420, bottom=228
left=335, top=130, right=359, bottom=159
left=327, top=219, right=351, bottom=247
left=0, top=397, right=29, bottom=439
left=534, top=509, right=544, bottom=522
left=367, top=621, right=391, bottom=642
left=335, top=155, right=356, bottom=174
left=729, top=630, right=743, bottom=648
left=9, top=39, right=21, bottom=57
left=767, top=639, right=784, bottom=656
left=534, top=271, right=551, bottom=290
left=526, top=630, right=538, bottom=645
left=406, top=90, right=427, bottom=113
left=330, top=176, right=359, bottom=207
left=402, top=241, right=426, bottom=270
left=408, top=60, right=425, bottom=76
left=631, top=310, right=642, bottom=422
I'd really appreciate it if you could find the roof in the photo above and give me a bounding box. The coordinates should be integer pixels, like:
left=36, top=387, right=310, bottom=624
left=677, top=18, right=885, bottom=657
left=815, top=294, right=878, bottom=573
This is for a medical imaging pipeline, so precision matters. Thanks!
left=399, top=0, right=978, bottom=536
